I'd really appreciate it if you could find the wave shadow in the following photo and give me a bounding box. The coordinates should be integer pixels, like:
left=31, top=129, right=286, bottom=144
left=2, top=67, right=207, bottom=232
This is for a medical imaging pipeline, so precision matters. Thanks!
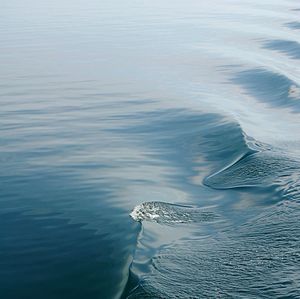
left=231, top=68, right=300, bottom=111
left=262, top=39, right=300, bottom=60
left=284, top=21, right=300, bottom=30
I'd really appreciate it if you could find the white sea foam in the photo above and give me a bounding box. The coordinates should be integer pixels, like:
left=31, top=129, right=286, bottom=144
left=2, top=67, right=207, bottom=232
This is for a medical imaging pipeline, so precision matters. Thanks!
left=130, top=201, right=218, bottom=224
left=289, top=85, right=300, bottom=99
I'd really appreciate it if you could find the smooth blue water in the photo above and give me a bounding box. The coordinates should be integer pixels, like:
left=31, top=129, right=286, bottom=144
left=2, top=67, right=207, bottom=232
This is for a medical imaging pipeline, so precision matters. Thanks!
left=1, top=0, right=300, bottom=298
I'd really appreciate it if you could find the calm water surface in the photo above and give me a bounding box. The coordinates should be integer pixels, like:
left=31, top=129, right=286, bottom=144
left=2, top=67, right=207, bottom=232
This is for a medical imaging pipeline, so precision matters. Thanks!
left=1, top=0, right=300, bottom=298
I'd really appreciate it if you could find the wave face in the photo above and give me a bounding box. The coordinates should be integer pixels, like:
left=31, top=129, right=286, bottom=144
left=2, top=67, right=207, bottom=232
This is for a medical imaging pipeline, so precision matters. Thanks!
left=2, top=0, right=300, bottom=298
left=122, top=1, right=300, bottom=298
left=204, top=150, right=300, bottom=190
left=127, top=202, right=300, bottom=299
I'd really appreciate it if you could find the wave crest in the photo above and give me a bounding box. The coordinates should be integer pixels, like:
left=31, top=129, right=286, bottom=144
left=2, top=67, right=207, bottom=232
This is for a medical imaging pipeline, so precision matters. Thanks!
left=130, top=201, right=218, bottom=224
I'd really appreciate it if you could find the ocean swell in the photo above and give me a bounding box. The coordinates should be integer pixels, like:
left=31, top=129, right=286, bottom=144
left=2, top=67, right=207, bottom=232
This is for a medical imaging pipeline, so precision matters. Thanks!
left=122, top=0, right=300, bottom=298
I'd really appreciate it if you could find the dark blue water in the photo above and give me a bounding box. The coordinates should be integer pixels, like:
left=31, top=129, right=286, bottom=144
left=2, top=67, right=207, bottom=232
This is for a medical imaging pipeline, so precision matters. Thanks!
left=1, top=0, right=300, bottom=298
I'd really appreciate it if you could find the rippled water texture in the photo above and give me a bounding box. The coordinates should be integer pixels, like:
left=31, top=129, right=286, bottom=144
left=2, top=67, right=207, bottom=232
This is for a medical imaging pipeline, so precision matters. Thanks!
left=1, top=0, right=300, bottom=298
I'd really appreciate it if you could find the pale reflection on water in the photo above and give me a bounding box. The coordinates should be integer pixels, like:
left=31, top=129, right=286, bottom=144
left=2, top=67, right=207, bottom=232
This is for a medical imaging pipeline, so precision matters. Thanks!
left=1, top=0, right=300, bottom=298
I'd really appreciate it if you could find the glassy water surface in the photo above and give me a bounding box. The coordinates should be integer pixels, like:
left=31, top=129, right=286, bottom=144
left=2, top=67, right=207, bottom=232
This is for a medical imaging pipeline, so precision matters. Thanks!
left=1, top=0, right=300, bottom=298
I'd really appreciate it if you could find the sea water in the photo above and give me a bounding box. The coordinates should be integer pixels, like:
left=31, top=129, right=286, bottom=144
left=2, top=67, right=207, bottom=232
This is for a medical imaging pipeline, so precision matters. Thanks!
left=1, top=0, right=300, bottom=298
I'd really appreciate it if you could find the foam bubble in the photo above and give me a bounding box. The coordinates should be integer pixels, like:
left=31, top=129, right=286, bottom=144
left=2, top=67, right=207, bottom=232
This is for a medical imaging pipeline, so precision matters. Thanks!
left=130, top=201, right=218, bottom=224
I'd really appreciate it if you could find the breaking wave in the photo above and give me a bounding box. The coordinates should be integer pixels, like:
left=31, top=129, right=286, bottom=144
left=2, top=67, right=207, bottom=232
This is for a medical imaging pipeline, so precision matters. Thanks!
left=130, top=201, right=218, bottom=224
